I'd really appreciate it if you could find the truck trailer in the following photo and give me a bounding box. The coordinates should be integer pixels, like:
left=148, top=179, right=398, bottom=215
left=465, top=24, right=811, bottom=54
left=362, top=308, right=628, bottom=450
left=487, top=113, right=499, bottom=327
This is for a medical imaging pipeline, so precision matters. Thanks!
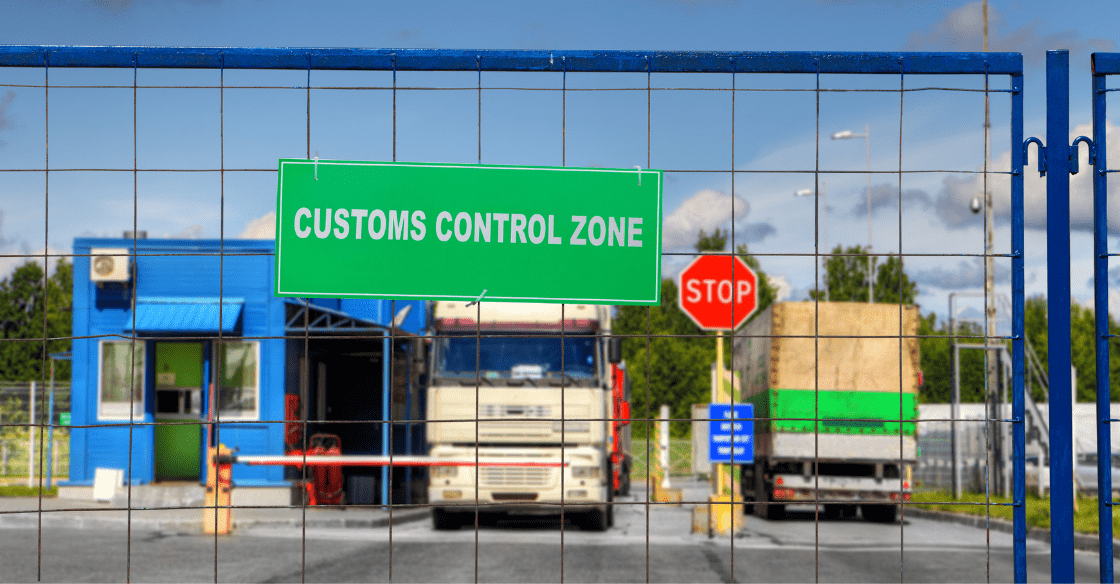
left=426, top=301, right=622, bottom=531
left=734, top=301, right=919, bottom=522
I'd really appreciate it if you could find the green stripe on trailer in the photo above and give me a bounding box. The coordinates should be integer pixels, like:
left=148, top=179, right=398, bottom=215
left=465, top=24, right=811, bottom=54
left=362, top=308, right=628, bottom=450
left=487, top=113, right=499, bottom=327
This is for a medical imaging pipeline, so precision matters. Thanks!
left=746, top=389, right=918, bottom=436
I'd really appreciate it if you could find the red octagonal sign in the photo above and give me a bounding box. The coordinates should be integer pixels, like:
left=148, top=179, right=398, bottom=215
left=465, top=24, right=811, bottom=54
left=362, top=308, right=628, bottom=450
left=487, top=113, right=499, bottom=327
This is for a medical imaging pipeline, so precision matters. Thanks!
left=677, top=255, right=758, bottom=331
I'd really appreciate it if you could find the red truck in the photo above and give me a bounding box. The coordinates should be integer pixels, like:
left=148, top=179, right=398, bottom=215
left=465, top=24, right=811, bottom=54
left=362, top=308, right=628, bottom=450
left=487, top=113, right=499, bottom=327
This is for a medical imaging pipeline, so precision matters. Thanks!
left=610, top=363, right=633, bottom=497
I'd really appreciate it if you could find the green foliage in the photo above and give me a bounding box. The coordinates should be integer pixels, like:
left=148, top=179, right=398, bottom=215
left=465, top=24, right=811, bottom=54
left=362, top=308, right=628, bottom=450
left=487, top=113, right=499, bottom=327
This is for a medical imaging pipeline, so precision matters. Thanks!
left=810, top=244, right=916, bottom=305
left=0, top=485, right=57, bottom=498
left=693, top=228, right=726, bottom=253
left=916, top=314, right=989, bottom=404
left=912, top=490, right=1113, bottom=535
left=0, top=260, right=72, bottom=382
left=1021, top=295, right=1120, bottom=403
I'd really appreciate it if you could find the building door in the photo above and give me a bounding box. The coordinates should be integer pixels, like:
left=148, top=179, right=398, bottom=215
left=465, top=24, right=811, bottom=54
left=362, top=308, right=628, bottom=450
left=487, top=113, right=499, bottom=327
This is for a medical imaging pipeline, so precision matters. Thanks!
left=153, top=342, right=204, bottom=480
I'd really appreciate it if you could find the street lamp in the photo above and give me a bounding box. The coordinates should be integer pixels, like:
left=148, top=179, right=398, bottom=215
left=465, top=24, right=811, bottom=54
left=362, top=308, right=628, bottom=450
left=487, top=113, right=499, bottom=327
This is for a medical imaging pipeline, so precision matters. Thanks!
left=795, top=184, right=827, bottom=301
left=832, top=123, right=873, bottom=303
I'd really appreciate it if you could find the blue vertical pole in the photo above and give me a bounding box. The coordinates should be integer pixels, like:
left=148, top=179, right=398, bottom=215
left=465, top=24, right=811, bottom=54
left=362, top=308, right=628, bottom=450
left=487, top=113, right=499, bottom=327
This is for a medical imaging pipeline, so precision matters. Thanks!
left=1010, top=69, right=1027, bottom=584
left=382, top=333, right=390, bottom=507
left=1047, top=49, right=1075, bottom=583
left=1092, top=59, right=1114, bottom=581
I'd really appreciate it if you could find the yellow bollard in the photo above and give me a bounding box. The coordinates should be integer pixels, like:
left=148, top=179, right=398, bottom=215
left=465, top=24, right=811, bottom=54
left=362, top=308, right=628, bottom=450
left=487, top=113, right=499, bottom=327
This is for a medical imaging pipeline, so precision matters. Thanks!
left=709, top=493, right=744, bottom=536
left=203, top=444, right=232, bottom=535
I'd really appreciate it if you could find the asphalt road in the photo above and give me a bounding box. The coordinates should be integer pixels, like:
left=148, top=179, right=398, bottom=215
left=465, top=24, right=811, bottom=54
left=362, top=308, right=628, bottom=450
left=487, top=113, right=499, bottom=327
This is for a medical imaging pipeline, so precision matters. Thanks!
left=0, top=492, right=1105, bottom=582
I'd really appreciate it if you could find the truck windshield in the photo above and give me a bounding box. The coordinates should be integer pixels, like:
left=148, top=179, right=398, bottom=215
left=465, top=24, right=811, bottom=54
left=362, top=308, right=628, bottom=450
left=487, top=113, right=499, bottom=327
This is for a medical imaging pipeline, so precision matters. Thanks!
left=436, top=334, right=597, bottom=380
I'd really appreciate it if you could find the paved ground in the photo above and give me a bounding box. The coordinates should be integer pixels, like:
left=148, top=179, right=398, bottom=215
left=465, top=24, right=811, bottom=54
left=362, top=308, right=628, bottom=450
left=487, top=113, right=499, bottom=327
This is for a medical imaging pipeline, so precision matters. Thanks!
left=0, top=479, right=1107, bottom=582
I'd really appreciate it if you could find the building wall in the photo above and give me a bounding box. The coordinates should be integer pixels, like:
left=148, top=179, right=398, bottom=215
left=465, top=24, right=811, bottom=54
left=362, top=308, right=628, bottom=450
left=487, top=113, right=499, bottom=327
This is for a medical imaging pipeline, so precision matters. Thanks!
left=67, top=238, right=285, bottom=487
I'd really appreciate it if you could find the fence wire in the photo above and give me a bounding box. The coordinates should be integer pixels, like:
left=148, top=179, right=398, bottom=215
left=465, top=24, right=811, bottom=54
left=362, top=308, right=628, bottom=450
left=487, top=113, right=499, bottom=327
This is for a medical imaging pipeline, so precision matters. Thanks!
left=0, top=47, right=1028, bottom=583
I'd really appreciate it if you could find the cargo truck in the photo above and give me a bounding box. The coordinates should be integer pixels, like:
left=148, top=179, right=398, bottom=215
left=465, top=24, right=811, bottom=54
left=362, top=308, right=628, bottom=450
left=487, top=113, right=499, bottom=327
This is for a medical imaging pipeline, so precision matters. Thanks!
left=426, top=301, right=621, bottom=531
left=734, top=301, right=919, bottom=522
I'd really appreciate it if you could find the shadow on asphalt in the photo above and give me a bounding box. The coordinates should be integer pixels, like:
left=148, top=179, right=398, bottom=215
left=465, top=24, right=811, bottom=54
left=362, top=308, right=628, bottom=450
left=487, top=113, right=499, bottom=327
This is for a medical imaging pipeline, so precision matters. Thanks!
left=445, top=512, right=598, bottom=531
left=765, top=508, right=911, bottom=526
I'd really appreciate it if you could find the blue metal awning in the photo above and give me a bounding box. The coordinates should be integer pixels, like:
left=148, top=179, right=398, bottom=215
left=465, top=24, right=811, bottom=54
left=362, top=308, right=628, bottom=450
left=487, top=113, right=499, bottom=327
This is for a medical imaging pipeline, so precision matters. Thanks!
left=124, top=297, right=244, bottom=334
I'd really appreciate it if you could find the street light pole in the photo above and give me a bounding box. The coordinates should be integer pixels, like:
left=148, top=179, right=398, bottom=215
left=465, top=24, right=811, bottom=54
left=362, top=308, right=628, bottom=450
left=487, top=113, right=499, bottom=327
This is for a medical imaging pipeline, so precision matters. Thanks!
left=795, top=183, right=827, bottom=301
left=831, top=126, right=873, bottom=303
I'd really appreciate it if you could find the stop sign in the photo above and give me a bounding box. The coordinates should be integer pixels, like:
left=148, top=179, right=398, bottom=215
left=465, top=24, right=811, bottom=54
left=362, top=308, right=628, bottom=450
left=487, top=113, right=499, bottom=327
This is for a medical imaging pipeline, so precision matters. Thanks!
left=677, top=255, right=758, bottom=330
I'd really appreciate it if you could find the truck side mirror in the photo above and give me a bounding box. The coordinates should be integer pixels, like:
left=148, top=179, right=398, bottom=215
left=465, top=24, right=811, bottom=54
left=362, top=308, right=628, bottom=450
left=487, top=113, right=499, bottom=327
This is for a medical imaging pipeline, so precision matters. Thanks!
left=608, top=336, right=622, bottom=364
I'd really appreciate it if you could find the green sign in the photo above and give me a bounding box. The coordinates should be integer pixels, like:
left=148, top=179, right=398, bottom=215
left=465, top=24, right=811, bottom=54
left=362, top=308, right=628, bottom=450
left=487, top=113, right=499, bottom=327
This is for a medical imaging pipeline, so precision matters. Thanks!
left=275, top=160, right=663, bottom=305
left=59, top=412, right=70, bottom=426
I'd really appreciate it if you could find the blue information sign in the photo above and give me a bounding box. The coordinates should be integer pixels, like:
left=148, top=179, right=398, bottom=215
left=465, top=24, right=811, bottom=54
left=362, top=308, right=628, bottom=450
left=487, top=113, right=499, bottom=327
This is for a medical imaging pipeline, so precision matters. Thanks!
left=708, top=404, right=754, bottom=464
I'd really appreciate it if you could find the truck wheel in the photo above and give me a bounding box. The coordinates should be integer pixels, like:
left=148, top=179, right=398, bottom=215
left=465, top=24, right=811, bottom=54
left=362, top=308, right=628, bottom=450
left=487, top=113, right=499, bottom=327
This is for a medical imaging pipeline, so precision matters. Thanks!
left=620, top=463, right=632, bottom=497
left=861, top=504, right=898, bottom=523
left=823, top=504, right=842, bottom=520
left=764, top=501, right=786, bottom=521
left=577, top=509, right=609, bottom=532
left=432, top=508, right=464, bottom=530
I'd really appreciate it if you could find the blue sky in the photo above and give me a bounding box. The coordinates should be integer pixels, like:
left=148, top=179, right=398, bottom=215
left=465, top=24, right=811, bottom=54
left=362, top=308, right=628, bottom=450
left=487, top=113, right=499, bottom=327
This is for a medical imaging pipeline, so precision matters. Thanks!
left=1, top=0, right=1118, bottom=323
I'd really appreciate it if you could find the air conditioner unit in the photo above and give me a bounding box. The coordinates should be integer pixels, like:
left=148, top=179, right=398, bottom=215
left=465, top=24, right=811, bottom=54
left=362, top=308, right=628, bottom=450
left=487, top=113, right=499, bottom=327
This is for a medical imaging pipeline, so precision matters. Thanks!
left=89, top=248, right=131, bottom=282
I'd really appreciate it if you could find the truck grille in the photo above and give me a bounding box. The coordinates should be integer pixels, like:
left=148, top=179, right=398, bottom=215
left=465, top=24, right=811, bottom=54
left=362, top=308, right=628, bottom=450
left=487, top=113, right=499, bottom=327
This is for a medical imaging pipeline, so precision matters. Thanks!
left=478, top=404, right=553, bottom=417
left=480, top=466, right=553, bottom=487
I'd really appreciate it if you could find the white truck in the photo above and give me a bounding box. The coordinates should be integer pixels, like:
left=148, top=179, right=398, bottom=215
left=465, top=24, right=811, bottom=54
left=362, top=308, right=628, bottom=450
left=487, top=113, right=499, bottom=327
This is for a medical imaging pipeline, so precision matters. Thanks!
left=734, top=301, right=919, bottom=522
left=426, top=301, right=620, bottom=531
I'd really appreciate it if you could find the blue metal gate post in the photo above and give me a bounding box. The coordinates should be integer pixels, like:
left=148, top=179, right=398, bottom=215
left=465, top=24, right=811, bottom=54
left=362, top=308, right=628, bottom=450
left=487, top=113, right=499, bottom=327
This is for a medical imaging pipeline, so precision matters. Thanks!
left=1047, top=49, right=1075, bottom=582
left=1010, top=67, right=1028, bottom=584
left=1092, top=53, right=1114, bottom=581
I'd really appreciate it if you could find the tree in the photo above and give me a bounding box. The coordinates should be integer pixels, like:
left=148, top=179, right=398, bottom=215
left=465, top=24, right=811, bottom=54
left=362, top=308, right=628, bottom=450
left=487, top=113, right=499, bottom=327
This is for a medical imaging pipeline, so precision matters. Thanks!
left=916, top=314, right=989, bottom=404
left=0, top=259, right=72, bottom=382
left=810, top=244, right=916, bottom=305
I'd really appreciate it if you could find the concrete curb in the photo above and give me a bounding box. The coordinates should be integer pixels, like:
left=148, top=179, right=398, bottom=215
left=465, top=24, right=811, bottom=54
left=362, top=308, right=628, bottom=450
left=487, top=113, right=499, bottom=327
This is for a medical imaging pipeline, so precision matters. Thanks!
left=0, top=507, right=431, bottom=534
left=906, top=507, right=1120, bottom=558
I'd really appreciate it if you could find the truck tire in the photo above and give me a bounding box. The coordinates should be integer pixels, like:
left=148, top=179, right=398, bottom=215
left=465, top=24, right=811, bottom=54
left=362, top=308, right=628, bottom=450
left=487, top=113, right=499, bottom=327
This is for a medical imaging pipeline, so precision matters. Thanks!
left=861, top=504, right=898, bottom=523
left=620, top=461, right=632, bottom=497
left=577, top=508, right=609, bottom=532
left=751, top=460, right=784, bottom=520
left=432, top=508, right=466, bottom=530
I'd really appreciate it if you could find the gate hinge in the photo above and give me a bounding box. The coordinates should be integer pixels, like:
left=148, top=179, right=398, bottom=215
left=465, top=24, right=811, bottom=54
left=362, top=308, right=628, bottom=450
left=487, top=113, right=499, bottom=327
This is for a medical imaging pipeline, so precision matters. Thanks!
left=1023, top=137, right=1046, bottom=177
left=1070, top=136, right=1096, bottom=175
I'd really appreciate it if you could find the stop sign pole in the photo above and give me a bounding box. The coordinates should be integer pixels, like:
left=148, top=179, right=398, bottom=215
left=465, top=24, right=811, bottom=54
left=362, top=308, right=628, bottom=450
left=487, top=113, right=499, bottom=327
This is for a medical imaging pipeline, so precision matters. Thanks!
left=677, top=255, right=759, bottom=500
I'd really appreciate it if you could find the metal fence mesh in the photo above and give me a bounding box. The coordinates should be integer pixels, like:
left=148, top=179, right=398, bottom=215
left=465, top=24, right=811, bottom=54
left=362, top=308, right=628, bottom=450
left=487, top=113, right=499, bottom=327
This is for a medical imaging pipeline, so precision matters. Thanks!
left=0, top=47, right=1031, bottom=583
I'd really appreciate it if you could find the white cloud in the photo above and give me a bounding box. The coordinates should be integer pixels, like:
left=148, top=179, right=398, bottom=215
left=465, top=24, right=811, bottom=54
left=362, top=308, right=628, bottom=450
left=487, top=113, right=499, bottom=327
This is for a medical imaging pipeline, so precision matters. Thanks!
left=912, top=257, right=1011, bottom=291
left=0, top=246, right=67, bottom=279
left=238, top=212, right=275, bottom=239
left=933, top=120, right=1120, bottom=234
left=169, top=224, right=203, bottom=239
left=769, top=274, right=792, bottom=303
left=907, top=1, right=1114, bottom=65
left=662, top=188, right=751, bottom=251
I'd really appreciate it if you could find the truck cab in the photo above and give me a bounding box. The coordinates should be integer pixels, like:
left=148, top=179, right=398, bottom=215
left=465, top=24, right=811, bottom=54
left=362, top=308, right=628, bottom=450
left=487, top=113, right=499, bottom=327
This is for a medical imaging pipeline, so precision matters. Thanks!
left=426, top=301, right=618, bottom=530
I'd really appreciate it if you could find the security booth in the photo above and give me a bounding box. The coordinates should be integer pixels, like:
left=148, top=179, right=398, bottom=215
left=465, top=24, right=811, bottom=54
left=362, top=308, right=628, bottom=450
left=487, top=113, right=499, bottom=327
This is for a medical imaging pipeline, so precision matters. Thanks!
left=63, top=236, right=427, bottom=506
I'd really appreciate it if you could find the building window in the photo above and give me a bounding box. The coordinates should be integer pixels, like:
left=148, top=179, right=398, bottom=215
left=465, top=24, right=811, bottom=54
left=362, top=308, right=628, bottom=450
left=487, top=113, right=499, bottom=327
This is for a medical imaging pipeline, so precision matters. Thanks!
left=99, top=341, right=145, bottom=420
left=218, top=341, right=259, bottom=420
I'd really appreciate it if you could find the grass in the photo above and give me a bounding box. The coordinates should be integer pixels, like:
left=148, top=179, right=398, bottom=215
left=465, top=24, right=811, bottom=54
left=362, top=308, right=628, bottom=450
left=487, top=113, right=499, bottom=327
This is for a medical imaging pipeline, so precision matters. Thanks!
left=0, top=485, right=57, bottom=497
left=912, top=490, right=1118, bottom=535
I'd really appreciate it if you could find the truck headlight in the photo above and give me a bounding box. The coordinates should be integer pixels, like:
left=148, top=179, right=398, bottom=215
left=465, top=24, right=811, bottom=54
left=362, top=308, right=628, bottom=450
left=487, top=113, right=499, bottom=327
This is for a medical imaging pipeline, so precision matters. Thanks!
left=432, top=466, right=459, bottom=478
left=571, top=466, right=600, bottom=479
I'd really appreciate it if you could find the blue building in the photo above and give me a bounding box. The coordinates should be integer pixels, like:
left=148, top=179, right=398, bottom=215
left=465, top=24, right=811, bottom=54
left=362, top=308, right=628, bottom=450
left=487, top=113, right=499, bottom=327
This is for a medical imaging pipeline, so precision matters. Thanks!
left=62, top=237, right=427, bottom=505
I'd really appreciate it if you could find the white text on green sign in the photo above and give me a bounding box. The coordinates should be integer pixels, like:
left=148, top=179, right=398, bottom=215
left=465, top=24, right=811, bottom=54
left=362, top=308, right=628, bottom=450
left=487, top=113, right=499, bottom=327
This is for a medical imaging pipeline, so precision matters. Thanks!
left=275, top=160, right=663, bottom=305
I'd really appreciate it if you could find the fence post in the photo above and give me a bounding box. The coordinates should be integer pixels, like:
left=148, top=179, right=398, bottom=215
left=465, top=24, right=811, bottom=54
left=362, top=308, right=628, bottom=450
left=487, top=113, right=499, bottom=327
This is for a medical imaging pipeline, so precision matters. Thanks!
left=1091, top=56, right=1114, bottom=582
left=659, top=405, right=670, bottom=491
left=1045, top=48, right=1074, bottom=583
left=27, top=381, right=35, bottom=488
